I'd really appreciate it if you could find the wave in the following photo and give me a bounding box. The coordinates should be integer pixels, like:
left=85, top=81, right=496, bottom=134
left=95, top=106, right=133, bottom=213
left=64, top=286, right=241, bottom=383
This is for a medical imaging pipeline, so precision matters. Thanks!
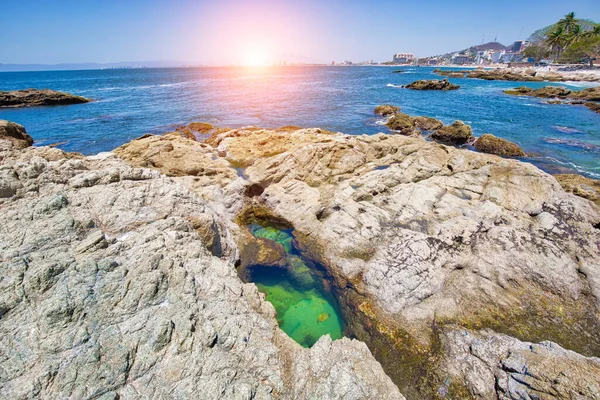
left=534, top=155, right=600, bottom=179
left=552, top=125, right=583, bottom=134
left=386, top=83, right=403, bottom=88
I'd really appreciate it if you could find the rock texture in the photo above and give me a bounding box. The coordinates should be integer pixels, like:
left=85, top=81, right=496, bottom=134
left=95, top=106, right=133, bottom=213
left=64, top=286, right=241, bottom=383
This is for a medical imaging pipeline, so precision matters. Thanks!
left=0, top=120, right=33, bottom=149
left=403, top=78, right=460, bottom=91
left=4, top=122, right=600, bottom=399
left=443, top=327, right=600, bottom=399
left=430, top=120, right=474, bottom=145
left=555, top=173, right=600, bottom=206
left=504, top=85, right=600, bottom=113
left=0, top=89, right=90, bottom=108
left=374, top=104, right=400, bottom=116
left=473, top=134, right=525, bottom=157
left=0, top=130, right=404, bottom=399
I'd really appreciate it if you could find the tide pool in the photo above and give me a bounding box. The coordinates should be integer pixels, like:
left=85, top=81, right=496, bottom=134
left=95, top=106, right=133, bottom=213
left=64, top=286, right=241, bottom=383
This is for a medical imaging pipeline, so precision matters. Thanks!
left=247, top=224, right=343, bottom=348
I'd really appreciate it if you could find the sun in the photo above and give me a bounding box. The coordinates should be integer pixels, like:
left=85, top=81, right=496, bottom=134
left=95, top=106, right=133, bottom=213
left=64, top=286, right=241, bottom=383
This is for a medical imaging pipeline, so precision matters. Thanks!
left=240, top=43, right=271, bottom=67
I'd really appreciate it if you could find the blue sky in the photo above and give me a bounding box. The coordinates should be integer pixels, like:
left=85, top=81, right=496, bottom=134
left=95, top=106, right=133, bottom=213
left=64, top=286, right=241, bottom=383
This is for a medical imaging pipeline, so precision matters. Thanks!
left=1, top=0, right=599, bottom=65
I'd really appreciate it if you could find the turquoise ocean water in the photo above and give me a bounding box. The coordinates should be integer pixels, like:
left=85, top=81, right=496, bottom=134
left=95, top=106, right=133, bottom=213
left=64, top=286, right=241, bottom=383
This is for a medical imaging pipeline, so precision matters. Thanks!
left=1, top=66, right=599, bottom=177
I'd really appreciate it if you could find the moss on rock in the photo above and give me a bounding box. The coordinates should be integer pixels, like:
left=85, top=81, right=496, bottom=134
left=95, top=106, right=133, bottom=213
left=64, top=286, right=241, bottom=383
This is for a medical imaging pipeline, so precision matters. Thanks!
left=474, top=134, right=525, bottom=157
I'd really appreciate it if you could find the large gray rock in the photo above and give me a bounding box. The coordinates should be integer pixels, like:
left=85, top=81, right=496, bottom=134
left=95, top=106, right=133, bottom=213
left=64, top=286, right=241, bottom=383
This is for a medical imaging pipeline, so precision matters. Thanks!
left=0, top=138, right=404, bottom=399
left=442, top=326, right=600, bottom=399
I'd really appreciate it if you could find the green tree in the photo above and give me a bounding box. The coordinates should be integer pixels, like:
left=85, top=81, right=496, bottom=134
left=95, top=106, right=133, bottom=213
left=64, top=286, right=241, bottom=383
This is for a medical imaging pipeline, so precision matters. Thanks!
left=558, top=12, right=579, bottom=33
left=522, top=45, right=550, bottom=61
left=546, top=26, right=567, bottom=59
left=561, top=36, right=600, bottom=66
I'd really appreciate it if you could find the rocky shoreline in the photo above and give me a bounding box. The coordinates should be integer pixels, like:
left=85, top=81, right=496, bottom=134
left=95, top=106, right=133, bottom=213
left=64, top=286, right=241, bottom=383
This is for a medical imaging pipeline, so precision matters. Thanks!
left=0, top=88, right=90, bottom=108
left=435, top=67, right=600, bottom=82
left=504, top=86, right=600, bottom=114
left=2, top=120, right=600, bottom=399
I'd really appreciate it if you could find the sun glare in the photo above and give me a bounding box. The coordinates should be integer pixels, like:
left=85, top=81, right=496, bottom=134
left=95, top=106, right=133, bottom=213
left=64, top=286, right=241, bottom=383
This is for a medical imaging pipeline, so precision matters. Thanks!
left=240, top=43, right=271, bottom=67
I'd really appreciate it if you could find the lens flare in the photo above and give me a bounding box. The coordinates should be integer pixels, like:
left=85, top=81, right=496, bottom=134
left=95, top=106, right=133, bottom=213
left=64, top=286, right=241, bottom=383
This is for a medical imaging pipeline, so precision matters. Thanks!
left=240, top=42, right=271, bottom=67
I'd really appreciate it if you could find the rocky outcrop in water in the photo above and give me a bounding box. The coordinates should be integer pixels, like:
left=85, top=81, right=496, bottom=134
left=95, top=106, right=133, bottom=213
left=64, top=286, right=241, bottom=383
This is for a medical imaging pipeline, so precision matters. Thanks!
left=429, top=120, right=473, bottom=144
left=473, top=134, right=525, bottom=157
left=374, top=104, right=400, bottom=116
left=0, top=88, right=90, bottom=108
left=3, top=121, right=600, bottom=399
left=504, top=86, right=600, bottom=114
left=0, top=126, right=404, bottom=399
left=435, top=68, right=600, bottom=82
left=403, top=78, right=460, bottom=91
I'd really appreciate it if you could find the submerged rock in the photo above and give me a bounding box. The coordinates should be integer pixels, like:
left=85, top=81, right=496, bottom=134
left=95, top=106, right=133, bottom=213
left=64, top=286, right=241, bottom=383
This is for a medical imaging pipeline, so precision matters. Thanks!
left=404, top=78, right=460, bottom=91
left=430, top=120, right=473, bottom=145
left=0, top=120, right=33, bottom=149
left=0, top=88, right=89, bottom=108
left=374, top=104, right=400, bottom=116
left=586, top=102, right=600, bottom=113
left=474, top=134, right=525, bottom=157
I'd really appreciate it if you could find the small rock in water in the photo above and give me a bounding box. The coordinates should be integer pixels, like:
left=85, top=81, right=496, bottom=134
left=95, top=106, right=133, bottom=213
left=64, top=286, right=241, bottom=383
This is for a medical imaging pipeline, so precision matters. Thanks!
left=318, top=313, right=330, bottom=323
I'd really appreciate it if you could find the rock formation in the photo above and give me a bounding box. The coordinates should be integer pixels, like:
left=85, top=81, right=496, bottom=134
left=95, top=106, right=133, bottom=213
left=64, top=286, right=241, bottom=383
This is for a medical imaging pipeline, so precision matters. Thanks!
left=0, top=124, right=404, bottom=400
left=0, top=88, right=89, bottom=108
left=435, top=68, right=600, bottom=82
left=429, top=120, right=473, bottom=144
left=403, top=78, right=460, bottom=91
left=3, top=121, right=600, bottom=399
left=374, top=104, right=400, bottom=116
left=385, top=112, right=418, bottom=135
left=473, top=134, right=525, bottom=157
left=0, top=120, right=33, bottom=149
left=504, top=86, right=600, bottom=114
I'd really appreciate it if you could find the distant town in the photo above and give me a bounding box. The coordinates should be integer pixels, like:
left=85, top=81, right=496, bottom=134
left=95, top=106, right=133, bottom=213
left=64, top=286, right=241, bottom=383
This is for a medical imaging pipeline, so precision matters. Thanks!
left=334, top=40, right=535, bottom=67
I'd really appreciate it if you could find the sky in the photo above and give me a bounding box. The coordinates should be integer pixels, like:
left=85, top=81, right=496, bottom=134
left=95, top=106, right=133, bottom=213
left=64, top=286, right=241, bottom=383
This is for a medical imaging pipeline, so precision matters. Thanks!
left=1, top=0, right=599, bottom=66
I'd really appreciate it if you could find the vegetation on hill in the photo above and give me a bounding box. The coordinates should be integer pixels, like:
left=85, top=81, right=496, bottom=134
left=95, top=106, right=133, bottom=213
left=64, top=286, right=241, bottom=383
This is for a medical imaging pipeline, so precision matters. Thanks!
left=524, top=12, right=600, bottom=65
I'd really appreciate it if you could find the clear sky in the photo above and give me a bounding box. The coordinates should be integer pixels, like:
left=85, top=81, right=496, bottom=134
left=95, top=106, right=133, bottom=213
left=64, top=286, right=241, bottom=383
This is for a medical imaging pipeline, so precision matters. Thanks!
left=1, top=0, right=599, bottom=65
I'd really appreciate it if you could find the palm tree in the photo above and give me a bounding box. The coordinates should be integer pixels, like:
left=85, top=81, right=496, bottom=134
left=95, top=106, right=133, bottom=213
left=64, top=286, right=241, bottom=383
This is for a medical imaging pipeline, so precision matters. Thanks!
left=546, top=26, right=566, bottom=60
left=558, top=12, right=579, bottom=33
left=567, top=24, right=584, bottom=46
left=584, top=25, right=600, bottom=39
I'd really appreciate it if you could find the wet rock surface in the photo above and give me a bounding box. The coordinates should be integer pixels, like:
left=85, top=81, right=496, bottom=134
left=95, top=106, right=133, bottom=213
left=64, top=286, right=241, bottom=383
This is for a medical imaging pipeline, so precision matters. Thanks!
left=504, top=85, right=600, bottom=114
left=403, top=78, right=460, bottom=91
left=3, top=122, right=600, bottom=399
left=0, top=88, right=90, bottom=108
left=374, top=104, right=400, bottom=116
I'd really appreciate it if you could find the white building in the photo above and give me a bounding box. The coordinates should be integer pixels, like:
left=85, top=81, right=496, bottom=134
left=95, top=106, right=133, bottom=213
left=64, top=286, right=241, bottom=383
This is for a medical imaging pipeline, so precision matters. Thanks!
left=393, top=53, right=415, bottom=64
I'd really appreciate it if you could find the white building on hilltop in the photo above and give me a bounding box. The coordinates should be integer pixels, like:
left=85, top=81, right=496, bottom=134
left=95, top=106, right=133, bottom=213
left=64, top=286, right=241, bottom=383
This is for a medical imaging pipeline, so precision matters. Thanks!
left=393, top=53, right=415, bottom=64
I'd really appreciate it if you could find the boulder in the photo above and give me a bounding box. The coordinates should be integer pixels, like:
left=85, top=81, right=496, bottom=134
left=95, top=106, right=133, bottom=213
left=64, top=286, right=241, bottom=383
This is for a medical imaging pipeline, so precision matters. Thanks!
left=385, top=113, right=418, bottom=136
left=0, top=120, right=33, bottom=149
left=474, top=134, right=525, bottom=157
left=0, top=89, right=89, bottom=108
left=412, top=116, right=443, bottom=131
left=374, top=104, right=400, bottom=116
left=430, top=120, right=473, bottom=145
left=503, top=86, right=533, bottom=95
left=404, top=78, right=460, bottom=91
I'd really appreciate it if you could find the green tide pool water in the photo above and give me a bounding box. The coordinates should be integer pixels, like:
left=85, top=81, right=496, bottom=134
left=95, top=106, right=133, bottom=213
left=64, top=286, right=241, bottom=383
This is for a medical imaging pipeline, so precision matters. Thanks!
left=248, top=224, right=344, bottom=347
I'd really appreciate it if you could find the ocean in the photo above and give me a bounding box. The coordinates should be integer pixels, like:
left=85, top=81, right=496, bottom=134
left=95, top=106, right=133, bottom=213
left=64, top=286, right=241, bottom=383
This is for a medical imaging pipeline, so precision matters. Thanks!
left=1, top=66, right=599, bottom=178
